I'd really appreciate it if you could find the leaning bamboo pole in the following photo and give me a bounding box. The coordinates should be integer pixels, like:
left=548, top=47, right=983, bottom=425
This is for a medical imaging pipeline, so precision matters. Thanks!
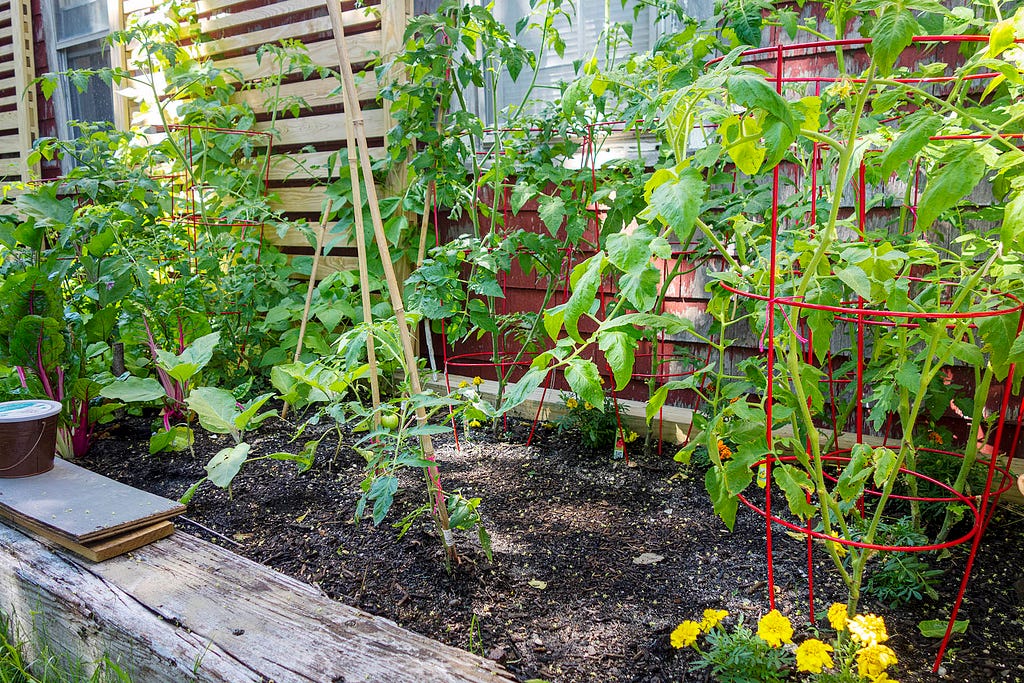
left=324, top=0, right=455, bottom=556
left=282, top=206, right=330, bottom=421
left=344, top=116, right=383, bottom=428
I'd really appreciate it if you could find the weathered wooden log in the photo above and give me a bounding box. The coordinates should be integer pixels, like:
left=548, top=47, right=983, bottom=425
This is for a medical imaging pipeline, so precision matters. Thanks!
left=0, top=524, right=515, bottom=682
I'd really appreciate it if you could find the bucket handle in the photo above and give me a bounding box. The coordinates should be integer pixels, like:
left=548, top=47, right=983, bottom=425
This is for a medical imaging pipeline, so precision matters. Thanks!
left=0, top=419, right=48, bottom=472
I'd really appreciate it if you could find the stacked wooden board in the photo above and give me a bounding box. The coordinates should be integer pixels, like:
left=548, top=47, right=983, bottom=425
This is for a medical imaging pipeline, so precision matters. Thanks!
left=0, top=458, right=184, bottom=561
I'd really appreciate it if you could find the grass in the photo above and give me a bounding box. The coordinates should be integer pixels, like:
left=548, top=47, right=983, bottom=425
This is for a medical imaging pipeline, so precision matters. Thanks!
left=0, top=614, right=133, bottom=683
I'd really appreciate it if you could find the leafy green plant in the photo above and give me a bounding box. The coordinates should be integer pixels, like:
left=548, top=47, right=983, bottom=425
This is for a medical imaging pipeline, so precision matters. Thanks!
left=178, top=387, right=311, bottom=503
left=100, top=331, right=222, bottom=453
left=554, top=392, right=621, bottom=452
left=671, top=606, right=900, bottom=682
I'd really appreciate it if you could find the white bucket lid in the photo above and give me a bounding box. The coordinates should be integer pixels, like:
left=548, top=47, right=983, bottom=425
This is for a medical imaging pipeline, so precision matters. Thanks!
left=0, top=400, right=63, bottom=423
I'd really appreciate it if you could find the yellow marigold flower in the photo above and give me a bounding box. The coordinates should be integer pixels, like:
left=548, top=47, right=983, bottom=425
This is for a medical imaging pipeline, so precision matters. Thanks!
left=796, top=638, right=835, bottom=674
left=566, top=397, right=578, bottom=409
left=624, top=430, right=639, bottom=444
left=468, top=419, right=482, bottom=428
left=458, top=380, right=469, bottom=389
left=828, top=540, right=848, bottom=558
left=472, top=376, right=483, bottom=386
left=757, top=610, right=793, bottom=648
left=827, top=603, right=848, bottom=631
left=872, top=674, right=899, bottom=683
left=928, top=430, right=943, bottom=445
left=848, top=614, right=889, bottom=647
left=700, top=609, right=728, bottom=632
left=856, top=644, right=898, bottom=679
left=670, top=620, right=702, bottom=648
left=584, top=401, right=594, bottom=410
left=717, top=440, right=732, bottom=460
left=599, top=377, right=606, bottom=385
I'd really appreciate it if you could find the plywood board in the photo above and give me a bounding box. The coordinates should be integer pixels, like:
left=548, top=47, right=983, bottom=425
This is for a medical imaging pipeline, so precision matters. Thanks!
left=0, top=458, right=184, bottom=543
left=2, top=516, right=174, bottom=562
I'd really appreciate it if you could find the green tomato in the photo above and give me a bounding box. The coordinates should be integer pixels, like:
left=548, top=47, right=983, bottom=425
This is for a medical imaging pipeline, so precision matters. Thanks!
left=380, top=413, right=400, bottom=430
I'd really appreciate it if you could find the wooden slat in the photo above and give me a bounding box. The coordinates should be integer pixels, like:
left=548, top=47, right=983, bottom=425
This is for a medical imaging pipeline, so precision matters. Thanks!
left=0, top=75, right=16, bottom=90
left=0, top=136, right=22, bottom=154
left=270, top=185, right=327, bottom=212
left=0, top=109, right=17, bottom=130
left=200, top=0, right=322, bottom=33
left=264, top=224, right=354, bottom=249
left=216, top=33, right=380, bottom=83
left=268, top=149, right=336, bottom=180
left=0, top=43, right=13, bottom=60
left=0, top=10, right=11, bottom=24
left=233, top=75, right=378, bottom=115
left=267, top=147, right=386, bottom=180
left=255, top=108, right=387, bottom=147
left=199, top=5, right=373, bottom=47
left=311, top=254, right=359, bottom=279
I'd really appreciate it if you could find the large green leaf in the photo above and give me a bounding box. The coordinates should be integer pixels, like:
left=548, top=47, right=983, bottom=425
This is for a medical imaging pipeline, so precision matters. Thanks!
left=606, top=229, right=654, bottom=274
left=917, top=144, right=986, bottom=229
left=726, top=0, right=769, bottom=47
left=706, top=466, right=739, bottom=530
left=836, top=443, right=873, bottom=503
left=205, top=442, right=251, bottom=488
left=727, top=72, right=798, bottom=134
left=187, top=386, right=240, bottom=438
left=99, top=376, right=167, bottom=403
left=156, top=331, right=221, bottom=384
left=868, top=7, right=920, bottom=76
left=877, top=111, right=942, bottom=179
left=565, top=358, right=604, bottom=408
left=618, top=264, right=661, bottom=312
left=234, top=392, right=277, bottom=431
left=563, top=254, right=604, bottom=342
left=1001, top=190, right=1024, bottom=252
left=776, top=464, right=816, bottom=519
left=537, top=194, right=566, bottom=236
left=642, top=167, right=707, bottom=243
left=598, top=331, right=638, bottom=391
left=502, top=366, right=549, bottom=413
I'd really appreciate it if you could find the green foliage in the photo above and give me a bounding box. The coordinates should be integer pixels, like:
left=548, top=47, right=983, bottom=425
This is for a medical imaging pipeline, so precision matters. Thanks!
left=554, top=393, right=620, bottom=452
left=694, top=621, right=792, bottom=683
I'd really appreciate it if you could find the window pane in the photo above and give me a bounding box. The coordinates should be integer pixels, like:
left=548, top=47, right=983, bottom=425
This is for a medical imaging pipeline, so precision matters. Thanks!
left=491, top=1, right=651, bottom=121
left=64, top=39, right=115, bottom=126
left=56, top=0, right=109, bottom=43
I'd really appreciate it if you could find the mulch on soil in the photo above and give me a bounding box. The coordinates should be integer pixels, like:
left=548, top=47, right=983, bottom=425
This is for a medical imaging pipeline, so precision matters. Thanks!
left=83, top=416, right=1024, bottom=683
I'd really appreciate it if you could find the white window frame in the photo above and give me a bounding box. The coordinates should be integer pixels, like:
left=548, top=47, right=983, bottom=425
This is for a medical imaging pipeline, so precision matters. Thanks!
left=40, top=0, right=118, bottom=159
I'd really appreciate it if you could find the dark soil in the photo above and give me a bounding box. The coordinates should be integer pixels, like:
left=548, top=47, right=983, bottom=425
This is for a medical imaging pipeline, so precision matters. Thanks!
left=83, top=416, right=1024, bottom=683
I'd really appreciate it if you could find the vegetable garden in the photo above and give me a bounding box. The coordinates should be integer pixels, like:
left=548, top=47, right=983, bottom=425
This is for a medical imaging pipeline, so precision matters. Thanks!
left=3, top=0, right=1024, bottom=680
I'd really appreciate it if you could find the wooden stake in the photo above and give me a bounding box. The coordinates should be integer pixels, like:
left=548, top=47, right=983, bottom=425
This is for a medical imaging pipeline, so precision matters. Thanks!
left=293, top=207, right=330, bottom=365
left=282, top=207, right=330, bottom=421
left=324, top=0, right=454, bottom=555
left=344, top=117, right=382, bottom=427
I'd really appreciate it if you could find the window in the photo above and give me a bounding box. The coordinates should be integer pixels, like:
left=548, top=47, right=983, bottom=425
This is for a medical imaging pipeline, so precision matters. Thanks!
left=481, top=0, right=711, bottom=124
left=43, top=0, right=116, bottom=143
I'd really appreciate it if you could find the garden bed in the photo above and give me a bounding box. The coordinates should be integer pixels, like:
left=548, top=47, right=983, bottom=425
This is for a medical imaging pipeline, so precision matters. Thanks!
left=84, top=416, right=1024, bottom=683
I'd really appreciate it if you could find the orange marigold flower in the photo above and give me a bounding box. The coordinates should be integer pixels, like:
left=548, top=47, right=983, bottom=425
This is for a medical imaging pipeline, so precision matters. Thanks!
left=718, top=440, right=732, bottom=460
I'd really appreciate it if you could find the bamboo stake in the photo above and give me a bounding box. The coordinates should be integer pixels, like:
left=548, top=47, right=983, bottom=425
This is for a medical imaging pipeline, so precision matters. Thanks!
left=282, top=207, right=330, bottom=421
left=324, top=0, right=455, bottom=556
left=344, top=116, right=383, bottom=428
